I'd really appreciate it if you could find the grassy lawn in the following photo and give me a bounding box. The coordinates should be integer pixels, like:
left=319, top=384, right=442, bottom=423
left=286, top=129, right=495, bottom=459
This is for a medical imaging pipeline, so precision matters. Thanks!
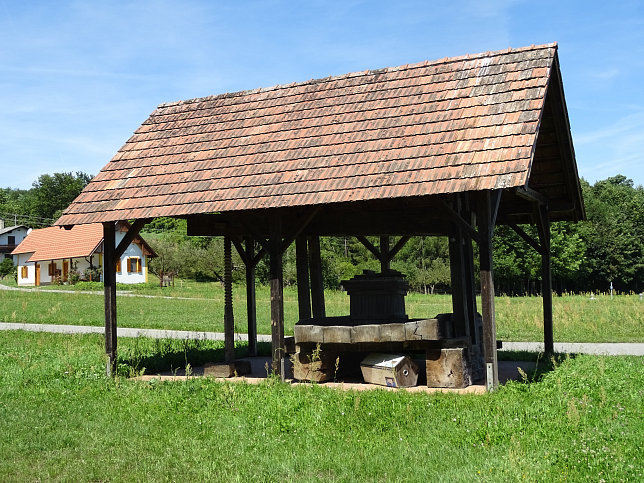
left=0, top=331, right=642, bottom=481
left=1, top=280, right=643, bottom=342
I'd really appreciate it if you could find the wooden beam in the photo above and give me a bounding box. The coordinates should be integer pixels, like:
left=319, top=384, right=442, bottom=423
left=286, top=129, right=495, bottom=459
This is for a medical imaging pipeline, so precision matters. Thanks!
left=232, top=237, right=251, bottom=267
left=536, top=204, right=554, bottom=356
left=477, top=192, right=499, bottom=391
left=241, top=220, right=270, bottom=253
left=102, top=221, right=117, bottom=376
left=245, top=238, right=258, bottom=357
left=223, top=235, right=235, bottom=363
left=308, top=235, right=326, bottom=319
left=509, top=223, right=544, bottom=255
left=296, top=235, right=311, bottom=321
left=379, top=236, right=390, bottom=272
left=515, top=186, right=548, bottom=206
left=439, top=198, right=480, bottom=244
left=280, top=207, right=321, bottom=254
left=356, top=235, right=381, bottom=260
left=269, top=213, right=285, bottom=378
left=461, top=195, right=479, bottom=346
left=115, top=218, right=151, bottom=259
left=386, top=236, right=411, bottom=262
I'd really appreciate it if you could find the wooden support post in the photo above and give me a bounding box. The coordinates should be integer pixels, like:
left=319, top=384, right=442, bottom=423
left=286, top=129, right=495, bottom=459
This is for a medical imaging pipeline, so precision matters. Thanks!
left=308, top=235, right=326, bottom=319
left=270, top=214, right=285, bottom=378
left=449, top=228, right=469, bottom=338
left=477, top=192, right=499, bottom=391
left=245, top=238, right=258, bottom=357
left=379, top=235, right=390, bottom=272
left=461, top=196, right=478, bottom=344
left=537, top=205, right=554, bottom=355
left=102, top=221, right=117, bottom=376
left=296, top=235, right=311, bottom=321
left=223, top=234, right=235, bottom=363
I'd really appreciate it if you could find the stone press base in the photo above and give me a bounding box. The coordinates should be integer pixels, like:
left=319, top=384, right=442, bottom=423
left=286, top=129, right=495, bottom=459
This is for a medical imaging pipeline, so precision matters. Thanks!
left=293, top=315, right=484, bottom=388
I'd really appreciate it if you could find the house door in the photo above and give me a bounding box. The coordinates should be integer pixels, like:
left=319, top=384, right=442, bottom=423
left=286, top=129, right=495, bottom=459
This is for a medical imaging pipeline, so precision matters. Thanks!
left=35, top=264, right=40, bottom=286
left=63, top=260, right=69, bottom=282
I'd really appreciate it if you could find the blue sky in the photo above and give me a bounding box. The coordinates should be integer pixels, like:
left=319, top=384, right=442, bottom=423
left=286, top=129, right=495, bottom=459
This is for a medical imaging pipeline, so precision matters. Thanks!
left=1, top=0, right=642, bottom=189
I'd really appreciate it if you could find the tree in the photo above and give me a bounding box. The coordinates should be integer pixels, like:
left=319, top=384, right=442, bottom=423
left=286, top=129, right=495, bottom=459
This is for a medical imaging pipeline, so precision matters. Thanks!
left=31, top=172, right=92, bottom=221
left=0, top=258, right=16, bottom=280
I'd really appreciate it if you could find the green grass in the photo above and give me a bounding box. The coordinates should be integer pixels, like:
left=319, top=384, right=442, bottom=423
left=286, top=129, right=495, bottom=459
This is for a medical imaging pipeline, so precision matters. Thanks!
left=0, top=331, right=642, bottom=481
left=2, top=280, right=643, bottom=342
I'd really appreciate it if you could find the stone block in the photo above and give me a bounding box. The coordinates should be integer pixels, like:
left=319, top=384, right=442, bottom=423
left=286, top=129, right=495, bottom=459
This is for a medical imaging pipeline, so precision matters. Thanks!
left=294, top=324, right=324, bottom=344
left=379, top=323, right=405, bottom=342
left=204, top=360, right=251, bottom=378
left=350, top=324, right=381, bottom=343
left=292, top=350, right=337, bottom=383
left=404, top=319, right=441, bottom=340
left=322, top=325, right=352, bottom=344
left=425, top=347, right=472, bottom=388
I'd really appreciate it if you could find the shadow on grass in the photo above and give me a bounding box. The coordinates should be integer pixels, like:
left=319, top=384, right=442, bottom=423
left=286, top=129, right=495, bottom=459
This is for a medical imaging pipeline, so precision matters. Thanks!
left=498, top=350, right=577, bottom=383
left=117, top=339, right=273, bottom=376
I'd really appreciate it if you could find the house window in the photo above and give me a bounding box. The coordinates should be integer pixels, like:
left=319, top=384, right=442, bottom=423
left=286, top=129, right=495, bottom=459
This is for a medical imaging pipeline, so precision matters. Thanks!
left=21, top=266, right=28, bottom=278
left=3, top=254, right=12, bottom=261
left=48, top=261, right=56, bottom=276
left=127, top=257, right=141, bottom=273
left=116, top=259, right=121, bottom=273
left=8, top=236, right=15, bottom=245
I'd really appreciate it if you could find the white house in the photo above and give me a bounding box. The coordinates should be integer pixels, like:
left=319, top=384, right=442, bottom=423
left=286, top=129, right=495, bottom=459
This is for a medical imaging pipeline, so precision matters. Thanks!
left=0, top=222, right=29, bottom=263
left=11, top=222, right=156, bottom=286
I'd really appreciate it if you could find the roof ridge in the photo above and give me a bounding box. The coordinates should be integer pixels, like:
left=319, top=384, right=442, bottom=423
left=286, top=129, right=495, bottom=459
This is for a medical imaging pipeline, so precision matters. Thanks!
left=157, top=43, right=557, bottom=109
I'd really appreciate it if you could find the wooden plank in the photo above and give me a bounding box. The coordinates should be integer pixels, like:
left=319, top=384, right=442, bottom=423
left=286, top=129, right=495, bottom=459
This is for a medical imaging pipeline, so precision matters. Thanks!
left=308, top=235, right=326, bottom=318
left=477, top=192, right=499, bottom=391
left=102, top=221, right=117, bottom=376
left=245, top=238, right=258, bottom=357
left=223, top=235, right=235, bottom=363
left=269, top=213, right=285, bottom=378
left=295, top=235, right=311, bottom=321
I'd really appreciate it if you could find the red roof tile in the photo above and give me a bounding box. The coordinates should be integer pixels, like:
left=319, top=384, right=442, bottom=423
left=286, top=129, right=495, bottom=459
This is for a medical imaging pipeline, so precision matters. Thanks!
left=57, top=43, right=561, bottom=226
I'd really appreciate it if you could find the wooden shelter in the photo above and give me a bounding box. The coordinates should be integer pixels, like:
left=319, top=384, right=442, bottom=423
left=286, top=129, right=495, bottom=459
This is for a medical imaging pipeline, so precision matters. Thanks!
left=56, top=43, right=584, bottom=390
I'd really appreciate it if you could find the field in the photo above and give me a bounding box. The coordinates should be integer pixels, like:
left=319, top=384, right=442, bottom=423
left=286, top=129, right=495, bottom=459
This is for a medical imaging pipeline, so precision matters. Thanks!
left=1, top=280, right=643, bottom=342
left=0, top=331, right=642, bottom=481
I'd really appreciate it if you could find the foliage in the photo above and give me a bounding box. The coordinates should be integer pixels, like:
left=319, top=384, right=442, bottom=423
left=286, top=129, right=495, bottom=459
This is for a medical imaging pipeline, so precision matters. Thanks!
left=0, top=331, right=642, bottom=481
left=0, top=258, right=16, bottom=279
left=2, top=173, right=642, bottom=293
left=1, top=171, right=91, bottom=226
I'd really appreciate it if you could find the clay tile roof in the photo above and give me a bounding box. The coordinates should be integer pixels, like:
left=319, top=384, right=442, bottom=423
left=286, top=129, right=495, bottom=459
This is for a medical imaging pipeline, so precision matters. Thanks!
left=12, top=224, right=104, bottom=262
left=12, top=223, right=157, bottom=262
left=56, top=42, right=570, bottom=226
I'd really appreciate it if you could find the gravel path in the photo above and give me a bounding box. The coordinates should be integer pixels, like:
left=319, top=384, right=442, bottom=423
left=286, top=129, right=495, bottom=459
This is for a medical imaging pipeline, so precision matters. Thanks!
left=1, top=322, right=642, bottom=355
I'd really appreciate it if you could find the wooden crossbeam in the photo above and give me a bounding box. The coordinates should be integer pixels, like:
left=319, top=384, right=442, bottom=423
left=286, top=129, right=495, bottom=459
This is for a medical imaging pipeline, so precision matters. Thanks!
left=439, top=198, right=480, bottom=244
left=356, top=235, right=381, bottom=259
left=509, top=223, right=544, bottom=255
left=115, top=218, right=151, bottom=259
